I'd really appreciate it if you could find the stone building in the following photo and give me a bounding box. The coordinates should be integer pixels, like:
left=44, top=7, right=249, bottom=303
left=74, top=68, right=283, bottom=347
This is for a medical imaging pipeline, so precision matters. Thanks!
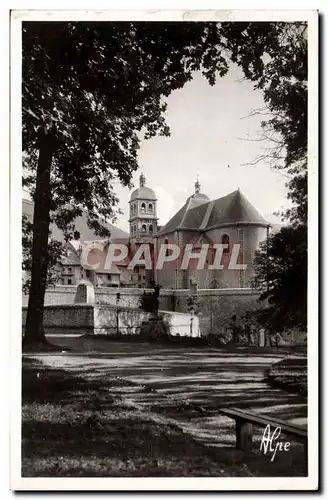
left=155, top=181, right=271, bottom=289
left=22, top=197, right=131, bottom=287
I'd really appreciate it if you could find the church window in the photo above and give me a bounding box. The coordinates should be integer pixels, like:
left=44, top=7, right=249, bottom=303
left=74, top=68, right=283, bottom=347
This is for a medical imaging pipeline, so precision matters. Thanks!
left=141, top=202, right=146, bottom=213
left=148, top=203, right=153, bottom=213
left=149, top=224, right=153, bottom=234
left=222, top=234, right=230, bottom=254
left=142, top=224, right=147, bottom=233
left=164, top=237, right=169, bottom=256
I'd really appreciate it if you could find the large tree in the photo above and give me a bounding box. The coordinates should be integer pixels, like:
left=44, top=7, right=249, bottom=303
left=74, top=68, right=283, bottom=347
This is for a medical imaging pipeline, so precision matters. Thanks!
left=220, top=22, right=308, bottom=334
left=251, top=225, right=307, bottom=334
left=23, top=21, right=308, bottom=345
left=23, top=21, right=231, bottom=345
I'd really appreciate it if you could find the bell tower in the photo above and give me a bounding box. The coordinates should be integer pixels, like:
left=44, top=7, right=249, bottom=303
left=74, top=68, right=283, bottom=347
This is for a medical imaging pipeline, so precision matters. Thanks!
left=129, top=173, right=158, bottom=243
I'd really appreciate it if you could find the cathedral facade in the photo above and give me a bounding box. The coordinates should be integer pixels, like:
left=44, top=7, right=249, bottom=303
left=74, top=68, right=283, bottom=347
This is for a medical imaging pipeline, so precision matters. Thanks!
left=153, top=180, right=271, bottom=290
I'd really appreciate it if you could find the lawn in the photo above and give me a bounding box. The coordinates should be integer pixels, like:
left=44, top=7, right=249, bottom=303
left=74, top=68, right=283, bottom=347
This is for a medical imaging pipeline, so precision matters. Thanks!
left=266, top=358, right=307, bottom=395
left=22, top=356, right=307, bottom=477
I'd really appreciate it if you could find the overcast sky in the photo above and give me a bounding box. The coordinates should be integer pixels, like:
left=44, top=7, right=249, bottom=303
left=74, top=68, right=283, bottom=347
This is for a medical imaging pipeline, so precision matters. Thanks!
left=112, top=62, right=291, bottom=233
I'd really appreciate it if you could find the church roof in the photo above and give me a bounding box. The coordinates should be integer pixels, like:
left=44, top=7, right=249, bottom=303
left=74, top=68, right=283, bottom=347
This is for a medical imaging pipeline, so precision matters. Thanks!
left=156, top=189, right=269, bottom=236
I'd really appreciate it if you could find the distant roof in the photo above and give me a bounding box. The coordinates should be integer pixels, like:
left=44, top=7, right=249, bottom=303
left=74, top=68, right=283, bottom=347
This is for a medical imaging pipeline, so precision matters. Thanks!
left=156, top=189, right=269, bottom=236
left=22, top=198, right=130, bottom=243
left=61, top=243, right=81, bottom=266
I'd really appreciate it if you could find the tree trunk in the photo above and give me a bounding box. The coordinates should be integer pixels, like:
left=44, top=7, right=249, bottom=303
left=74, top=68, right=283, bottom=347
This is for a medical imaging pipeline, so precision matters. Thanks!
left=24, top=126, right=57, bottom=345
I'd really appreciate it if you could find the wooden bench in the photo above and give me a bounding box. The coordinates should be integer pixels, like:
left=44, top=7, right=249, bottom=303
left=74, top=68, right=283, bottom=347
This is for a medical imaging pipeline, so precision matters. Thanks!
left=219, top=407, right=308, bottom=467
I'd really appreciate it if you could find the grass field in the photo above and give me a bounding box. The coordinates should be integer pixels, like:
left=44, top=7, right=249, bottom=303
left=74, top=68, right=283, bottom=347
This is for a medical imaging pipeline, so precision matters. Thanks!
left=266, top=358, right=307, bottom=395
left=22, top=354, right=307, bottom=477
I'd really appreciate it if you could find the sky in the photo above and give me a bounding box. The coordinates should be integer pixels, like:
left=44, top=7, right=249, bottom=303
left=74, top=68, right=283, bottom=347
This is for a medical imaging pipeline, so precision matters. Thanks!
left=112, top=63, right=291, bottom=233
left=22, top=62, right=292, bottom=234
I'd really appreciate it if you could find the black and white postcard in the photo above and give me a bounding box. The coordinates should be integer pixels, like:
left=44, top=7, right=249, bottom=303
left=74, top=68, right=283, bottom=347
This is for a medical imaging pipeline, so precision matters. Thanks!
left=10, top=9, right=318, bottom=491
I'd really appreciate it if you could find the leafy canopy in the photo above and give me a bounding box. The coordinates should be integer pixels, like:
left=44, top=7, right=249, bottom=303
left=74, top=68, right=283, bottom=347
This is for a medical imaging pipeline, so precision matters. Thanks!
left=23, top=21, right=229, bottom=239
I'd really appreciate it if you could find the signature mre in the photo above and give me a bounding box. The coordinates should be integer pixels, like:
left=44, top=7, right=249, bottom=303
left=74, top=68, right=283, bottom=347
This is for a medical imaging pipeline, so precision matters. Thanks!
left=260, top=424, right=291, bottom=462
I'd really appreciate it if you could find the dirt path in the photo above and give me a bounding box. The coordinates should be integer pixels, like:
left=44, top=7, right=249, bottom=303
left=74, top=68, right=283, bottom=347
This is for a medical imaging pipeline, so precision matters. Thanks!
left=25, top=337, right=307, bottom=448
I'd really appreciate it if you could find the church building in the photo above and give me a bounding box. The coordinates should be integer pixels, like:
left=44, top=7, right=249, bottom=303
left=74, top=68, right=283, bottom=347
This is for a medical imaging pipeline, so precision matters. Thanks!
left=23, top=174, right=271, bottom=291
left=154, top=180, right=271, bottom=289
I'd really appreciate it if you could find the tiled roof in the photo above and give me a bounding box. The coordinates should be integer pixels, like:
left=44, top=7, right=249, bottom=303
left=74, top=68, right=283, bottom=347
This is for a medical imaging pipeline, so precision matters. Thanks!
left=206, top=190, right=268, bottom=228
left=156, top=189, right=269, bottom=236
left=156, top=193, right=209, bottom=237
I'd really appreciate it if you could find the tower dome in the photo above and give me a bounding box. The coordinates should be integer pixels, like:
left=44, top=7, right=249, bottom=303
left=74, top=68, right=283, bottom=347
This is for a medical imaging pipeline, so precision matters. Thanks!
left=186, top=178, right=210, bottom=208
left=130, top=173, right=157, bottom=201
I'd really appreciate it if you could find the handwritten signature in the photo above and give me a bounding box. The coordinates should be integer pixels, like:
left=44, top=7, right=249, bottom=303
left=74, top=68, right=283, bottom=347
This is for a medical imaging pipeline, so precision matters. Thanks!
left=260, top=424, right=291, bottom=462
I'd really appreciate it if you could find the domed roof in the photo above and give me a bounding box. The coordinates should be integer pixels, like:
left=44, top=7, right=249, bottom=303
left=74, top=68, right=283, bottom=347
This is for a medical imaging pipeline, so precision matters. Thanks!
left=130, top=173, right=157, bottom=201
left=186, top=179, right=210, bottom=207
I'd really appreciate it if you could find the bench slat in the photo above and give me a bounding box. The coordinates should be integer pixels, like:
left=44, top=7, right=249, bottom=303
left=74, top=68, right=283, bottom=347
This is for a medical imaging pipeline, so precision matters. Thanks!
left=219, top=407, right=307, bottom=439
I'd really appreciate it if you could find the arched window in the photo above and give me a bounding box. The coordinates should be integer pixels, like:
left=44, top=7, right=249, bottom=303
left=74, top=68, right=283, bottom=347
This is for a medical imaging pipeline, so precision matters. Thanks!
left=164, top=237, right=169, bottom=257
left=222, top=234, right=230, bottom=254
left=149, top=224, right=153, bottom=234
left=148, top=203, right=153, bottom=213
left=142, top=224, right=147, bottom=233
left=141, top=202, right=146, bottom=213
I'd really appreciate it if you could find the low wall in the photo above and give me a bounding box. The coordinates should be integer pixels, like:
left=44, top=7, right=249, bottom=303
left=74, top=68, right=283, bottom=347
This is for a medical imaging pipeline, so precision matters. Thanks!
left=93, top=305, right=148, bottom=335
left=22, top=304, right=200, bottom=338
left=170, top=288, right=262, bottom=337
left=22, top=286, right=153, bottom=308
left=22, top=304, right=94, bottom=336
left=22, top=286, right=262, bottom=337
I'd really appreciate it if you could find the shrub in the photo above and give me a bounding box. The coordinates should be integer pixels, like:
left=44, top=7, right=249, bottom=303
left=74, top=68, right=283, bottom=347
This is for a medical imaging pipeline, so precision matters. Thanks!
left=139, top=315, right=171, bottom=342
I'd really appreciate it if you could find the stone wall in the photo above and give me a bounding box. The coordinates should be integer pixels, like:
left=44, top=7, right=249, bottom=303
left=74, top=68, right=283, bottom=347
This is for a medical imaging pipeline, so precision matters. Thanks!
left=22, top=286, right=154, bottom=308
left=22, top=303, right=200, bottom=337
left=158, top=288, right=262, bottom=337
left=23, top=285, right=262, bottom=337
left=22, top=304, right=94, bottom=336
left=93, top=305, right=148, bottom=335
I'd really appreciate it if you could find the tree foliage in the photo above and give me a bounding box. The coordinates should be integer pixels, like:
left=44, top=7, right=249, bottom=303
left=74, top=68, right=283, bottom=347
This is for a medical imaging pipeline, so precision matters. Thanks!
left=139, top=281, right=161, bottom=317
left=23, top=21, right=308, bottom=342
left=23, top=21, right=231, bottom=343
left=220, top=22, right=308, bottom=334
left=23, top=22, right=229, bottom=235
left=22, top=215, right=64, bottom=294
left=252, top=225, right=307, bottom=333
left=221, top=22, right=307, bottom=226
